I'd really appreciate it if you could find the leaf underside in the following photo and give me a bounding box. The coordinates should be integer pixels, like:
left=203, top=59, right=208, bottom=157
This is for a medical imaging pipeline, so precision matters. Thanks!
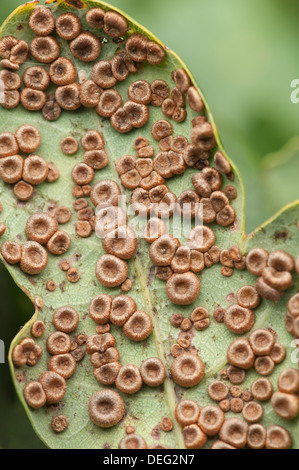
left=0, top=0, right=298, bottom=449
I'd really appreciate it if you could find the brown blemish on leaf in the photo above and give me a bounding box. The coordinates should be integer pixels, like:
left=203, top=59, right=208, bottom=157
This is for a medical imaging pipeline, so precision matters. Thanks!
left=190, top=345, right=199, bottom=355
left=103, top=442, right=111, bottom=449
left=151, top=425, right=161, bottom=440
left=179, top=329, right=195, bottom=341
left=28, top=277, right=37, bottom=286
left=17, top=200, right=31, bottom=208
left=174, top=384, right=182, bottom=402
left=267, top=326, right=277, bottom=341
left=226, top=292, right=235, bottom=303
left=17, top=25, right=24, bottom=31
left=74, top=253, right=82, bottom=262
left=230, top=216, right=239, bottom=233
left=47, top=202, right=57, bottom=215
left=59, top=281, right=66, bottom=292
left=142, top=339, right=150, bottom=350
left=47, top=402, right=64, bottom=412
left=15, top=372, right=26, bottom=383
left=34, top=297, right=44, bottom=309
left=274, top=230, right=289, bottom=241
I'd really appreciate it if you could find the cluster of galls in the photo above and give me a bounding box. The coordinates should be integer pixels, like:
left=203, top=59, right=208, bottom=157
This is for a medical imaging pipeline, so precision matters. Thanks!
left=0, top=5, right=165, bottom=125
left=169, top=310, right=208, bottom=390
left=171, top=308, right=210, bottom=335
left=115, top=70, right=236, bottom=210
left=208, top=378, right=259, bottom=417
left=191, top=154, right=236, bottom=228
left=174, top=397, right=291, bottom=449
left=120, top=118, right=237, bottom=222
left=0, top=36, right=29, bottom=109
left=153, top=78, right=188, bottom=123
left=218, top=245, right=246, bottom=277
left=170, top=310, right=210, bottom=355
left=172, top=327, right=292, bottom=449
left=61, top=129, right=109, bottom=238
left=87, top=293, right=165, bottom=429
left=91, top=179, right=135, bottom=289
left=112, top=79, right=237, bottom=306
left=246, top=248, right=297, bottom=302
left=13, top=306, right=85, bottom=419
left=149, top=233, right=201, bottom=305
left=271, top=368, right=299, bottom=421
left=215, top=331, right=290, bottom=445
left=0, top=126, right=58, bottom=202
left=227, top=329, right=285, bottom=376
left=146, top=226, right=220, bottom=305
left=218, top=251, right=297, bottom=335
left=219, top=284, right=261, bottom=334
left=1, top=211, right=71, bottom=275
left=211, top=344, right=284, bottom=415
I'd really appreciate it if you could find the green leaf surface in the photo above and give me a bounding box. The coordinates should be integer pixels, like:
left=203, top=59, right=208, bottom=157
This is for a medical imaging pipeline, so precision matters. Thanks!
left=0, top=0, right=298, bottom=449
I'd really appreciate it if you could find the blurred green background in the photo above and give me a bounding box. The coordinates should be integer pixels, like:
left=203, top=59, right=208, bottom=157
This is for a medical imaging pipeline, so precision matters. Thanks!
left=0, top=0, right=299, bottom=448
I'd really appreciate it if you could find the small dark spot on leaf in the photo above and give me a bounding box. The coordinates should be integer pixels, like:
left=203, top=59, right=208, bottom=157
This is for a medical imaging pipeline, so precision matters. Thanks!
left=174, top=385, right=182, bottom=402
left=103, top=442, right=111, bottom=449
left=230, top=216, right=239, bottom=233
left=267, top=327, right=277, bottom=341
left=179, top=329, right=194, bottom=341
left=226, top=292, right=235, bottom=303
left=28, top=277, right=37, bottom=286
left=47, top=402, right=64, bottom=412
left=47, top=202, right=56, bottom=214
left=15, top=372, right=26, bottom=383
left=274, top=230, right=289, bottom=241
left=151, top=425, right=161, bottom=441
left=17, top=24, right=24, bottom=31
left=59, top=281, right=66, bottom=292
left=17, top=200, right=31, bottom=208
